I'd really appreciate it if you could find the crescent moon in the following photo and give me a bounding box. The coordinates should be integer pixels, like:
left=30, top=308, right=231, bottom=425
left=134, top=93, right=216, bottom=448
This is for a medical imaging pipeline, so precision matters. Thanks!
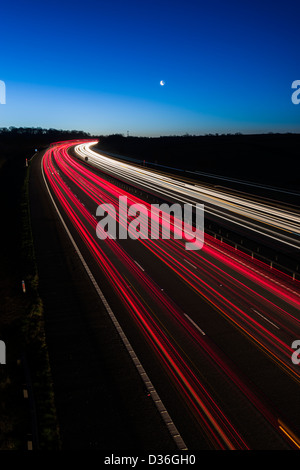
left=160, top=80, right=165, bottom=86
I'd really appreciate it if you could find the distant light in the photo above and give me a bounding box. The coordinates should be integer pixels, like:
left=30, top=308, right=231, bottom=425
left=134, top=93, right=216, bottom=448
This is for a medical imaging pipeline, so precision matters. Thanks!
left=160, top=80, right=165, bottom=86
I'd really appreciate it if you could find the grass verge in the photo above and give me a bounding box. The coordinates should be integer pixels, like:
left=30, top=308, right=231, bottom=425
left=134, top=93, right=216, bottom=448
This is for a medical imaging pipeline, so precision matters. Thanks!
left=20, top=160, right=61, bottom=449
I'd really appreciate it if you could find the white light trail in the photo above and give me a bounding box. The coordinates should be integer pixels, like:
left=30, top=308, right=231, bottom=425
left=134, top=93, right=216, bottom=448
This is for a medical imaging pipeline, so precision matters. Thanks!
left=74, top=142, right=300, bottom=250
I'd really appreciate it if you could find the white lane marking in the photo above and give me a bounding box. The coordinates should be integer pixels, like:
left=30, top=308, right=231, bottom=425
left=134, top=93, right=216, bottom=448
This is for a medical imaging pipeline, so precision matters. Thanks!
left=184, top=313, right=205, bottom=335
left=251, top=308, right=280, bottom=330
left=184, top=259, right=197, bottom=269
left=134, top=260, right=145, bottom=271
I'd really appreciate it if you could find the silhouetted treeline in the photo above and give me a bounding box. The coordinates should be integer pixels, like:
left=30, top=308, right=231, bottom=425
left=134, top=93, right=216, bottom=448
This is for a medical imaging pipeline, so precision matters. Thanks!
left=0, top=126, right=95, bottom=169
left=96, top=133, right=300, bottom=190
left=0, top=126, right=92, bottom=148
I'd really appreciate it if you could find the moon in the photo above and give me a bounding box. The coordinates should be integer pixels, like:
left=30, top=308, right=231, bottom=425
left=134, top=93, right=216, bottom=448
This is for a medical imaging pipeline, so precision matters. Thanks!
left=160, top=80, right=165, bottom=86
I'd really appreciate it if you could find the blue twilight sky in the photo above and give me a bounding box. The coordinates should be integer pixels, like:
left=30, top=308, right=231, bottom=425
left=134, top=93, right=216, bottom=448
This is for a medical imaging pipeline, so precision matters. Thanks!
left=1, top=0, right=300, bottom=136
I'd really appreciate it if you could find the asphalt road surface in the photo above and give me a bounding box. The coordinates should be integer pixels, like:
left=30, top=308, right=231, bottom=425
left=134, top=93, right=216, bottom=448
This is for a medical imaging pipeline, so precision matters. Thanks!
left=29, top=140, right=300, bottom=450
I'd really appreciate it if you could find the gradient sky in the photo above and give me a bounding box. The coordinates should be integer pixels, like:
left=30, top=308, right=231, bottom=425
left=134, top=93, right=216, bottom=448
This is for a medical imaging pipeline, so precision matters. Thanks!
left=1, top=0, right=300, bottom=136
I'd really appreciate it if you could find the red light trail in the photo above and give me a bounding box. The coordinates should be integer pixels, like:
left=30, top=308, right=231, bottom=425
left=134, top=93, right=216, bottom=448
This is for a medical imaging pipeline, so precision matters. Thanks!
left=41, top=141, right=300, bottom=449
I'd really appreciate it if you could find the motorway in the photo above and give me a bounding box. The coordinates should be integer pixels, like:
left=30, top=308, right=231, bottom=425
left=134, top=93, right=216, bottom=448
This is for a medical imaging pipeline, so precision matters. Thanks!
left=36, top=140, right=300, bottom=450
